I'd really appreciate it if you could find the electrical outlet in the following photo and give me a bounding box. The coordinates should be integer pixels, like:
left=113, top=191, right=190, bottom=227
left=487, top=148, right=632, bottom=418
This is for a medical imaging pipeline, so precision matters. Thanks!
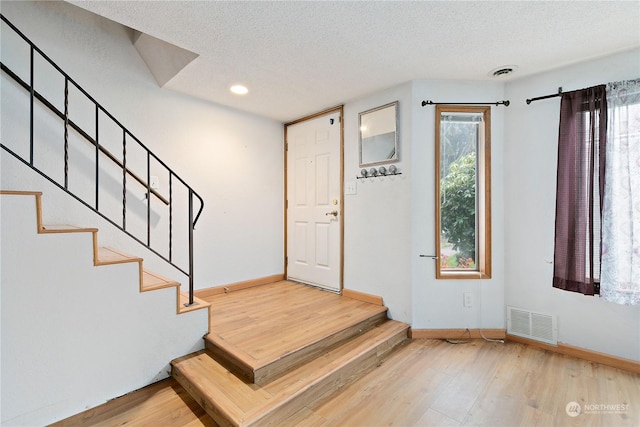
left=463, top=292, right=473, bottom=308
left=150, top=175, right=159, bottom=190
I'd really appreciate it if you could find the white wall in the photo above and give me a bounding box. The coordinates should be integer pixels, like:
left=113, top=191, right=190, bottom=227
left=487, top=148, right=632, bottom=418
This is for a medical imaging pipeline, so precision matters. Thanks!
left=411, top=80, right=506, bottom=330
left=503, top=49, right=640, bottom=361
left=343, top=82, right=414, bottom=323
left=343, top=80, right=506, bottom=329
left=1, top=194, right=209, bottom=426
left=0, top=1, right=284, bottom=290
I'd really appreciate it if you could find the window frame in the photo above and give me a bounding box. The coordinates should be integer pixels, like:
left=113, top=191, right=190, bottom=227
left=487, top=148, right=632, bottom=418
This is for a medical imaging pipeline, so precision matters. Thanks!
left=435, top=105, right=492, bottom=279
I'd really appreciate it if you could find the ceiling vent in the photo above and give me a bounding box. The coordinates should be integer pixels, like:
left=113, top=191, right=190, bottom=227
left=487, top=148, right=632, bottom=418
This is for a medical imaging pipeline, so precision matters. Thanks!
left=490, top=65, right=518, bottom=78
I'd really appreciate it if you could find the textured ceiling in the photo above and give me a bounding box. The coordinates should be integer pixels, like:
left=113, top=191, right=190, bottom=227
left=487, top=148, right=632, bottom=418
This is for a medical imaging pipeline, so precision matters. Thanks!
left=68, top=1, right=640, bottom=122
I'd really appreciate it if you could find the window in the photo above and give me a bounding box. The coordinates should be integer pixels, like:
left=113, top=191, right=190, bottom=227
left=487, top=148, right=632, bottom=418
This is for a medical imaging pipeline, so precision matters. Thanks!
left=435, top=105, right=491, bottom=279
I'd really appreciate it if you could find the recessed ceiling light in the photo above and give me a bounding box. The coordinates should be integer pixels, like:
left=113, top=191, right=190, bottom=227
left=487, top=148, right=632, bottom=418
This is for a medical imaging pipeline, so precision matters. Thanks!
left=230, top=84, right=249, bottom=95
left=489, top=65, right=518, bottom=78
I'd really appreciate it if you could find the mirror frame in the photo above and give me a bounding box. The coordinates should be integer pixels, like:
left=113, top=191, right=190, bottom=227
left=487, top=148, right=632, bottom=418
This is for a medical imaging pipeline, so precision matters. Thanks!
left=358, top=101, right=399, bottom=167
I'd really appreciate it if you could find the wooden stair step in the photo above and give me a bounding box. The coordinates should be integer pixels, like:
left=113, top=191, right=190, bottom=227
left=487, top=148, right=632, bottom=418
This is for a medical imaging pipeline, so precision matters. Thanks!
left=40, top=224, right=98, bottom=234
left=204, top=305, right=388, bottom=385
left=141, top=269, right=179, bottom=292
left=96, top=246, right=142, bottom=266
left=171, top=319, right=409, bottom=427
left=96, top=247, right=181, bottom=292
left=179, top=291, right=211, bottom=315
left=94, top=247, right=209, bottom=315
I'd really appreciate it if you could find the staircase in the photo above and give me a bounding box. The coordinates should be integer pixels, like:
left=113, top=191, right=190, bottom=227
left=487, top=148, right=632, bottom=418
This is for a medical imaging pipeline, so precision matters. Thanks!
left=0, top=190, right=210, bottom=316
left=1, top=190, right=211, bottom=425
left=171, top=282, right=409, bottom=427
left=1, top=15, right=213, bottom=424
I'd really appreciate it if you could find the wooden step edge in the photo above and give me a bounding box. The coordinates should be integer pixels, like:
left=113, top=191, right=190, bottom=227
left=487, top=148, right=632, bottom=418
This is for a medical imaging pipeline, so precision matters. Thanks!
left=251, top=309, right=389, bottom=385
left=252, top=307, right=388, bottom=369
left=205, top=333, right=260, bottom=383
left=0, top=190, right=43, bottom=196
left=242, top=321, right=409, bottom=426
left=204, top=308, right=388, bottom=385
left=95, top=246, right=143, bottom=266
left=141, top=269, right=179, bottom=292
left=40, top=224, right=99, bottom=234
left=260, top=308, right=389, bottom=364
left=203, top=308, right=388, bottom=385
left=1, top=191, right=45, bottom=233
left=178, top=290, right=211, bottom=315
left=171, top=351, right=248, bottom=427
left=266, top=321, right=409, bottom=393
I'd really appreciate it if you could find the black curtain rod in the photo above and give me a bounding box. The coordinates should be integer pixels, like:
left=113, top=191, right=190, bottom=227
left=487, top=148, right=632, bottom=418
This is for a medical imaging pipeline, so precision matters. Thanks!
left=421, top=100, right=510, bottom=107
left=526, top=87, right=563, bottom=105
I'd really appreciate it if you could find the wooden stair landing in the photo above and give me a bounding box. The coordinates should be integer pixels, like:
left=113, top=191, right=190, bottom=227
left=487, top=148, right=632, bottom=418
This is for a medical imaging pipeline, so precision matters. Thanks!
left=172, top=281, right=409, bottom=427
left=172, top=319, right=408, bottom=427
left=203, top=281, right=389, bottom=384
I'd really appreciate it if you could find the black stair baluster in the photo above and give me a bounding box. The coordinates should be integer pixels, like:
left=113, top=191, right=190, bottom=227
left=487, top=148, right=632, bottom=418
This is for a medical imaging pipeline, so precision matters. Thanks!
left=64, top=77, right=69, bottom=190
left=147, top=151, right=151, bottom=247
left=122, top=129, right=126, bottom=231
left=95, top=104, right=99, bottom=210
left=29, top=45, right=34, bottom=166
left=188, top=188, right=194, bottom=306
left=169, top=172, right=173, bottom=263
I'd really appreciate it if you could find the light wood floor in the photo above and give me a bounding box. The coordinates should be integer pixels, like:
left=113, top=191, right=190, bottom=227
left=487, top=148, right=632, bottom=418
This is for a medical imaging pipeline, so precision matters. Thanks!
left=51, top=378, right=215, bottom=427
left=205, top=281, right=387, bottom=366
left=54, top=338, right=640, bottom=426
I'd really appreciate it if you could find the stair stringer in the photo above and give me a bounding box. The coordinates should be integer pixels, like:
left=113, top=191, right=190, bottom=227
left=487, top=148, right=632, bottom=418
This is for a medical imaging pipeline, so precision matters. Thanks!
left=0, top=191, right=209, bottom=426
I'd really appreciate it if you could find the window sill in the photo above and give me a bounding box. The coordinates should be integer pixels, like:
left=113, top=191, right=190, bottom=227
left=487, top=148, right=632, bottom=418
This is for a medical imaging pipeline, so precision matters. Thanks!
left=436, top=271, right=492, bottom=280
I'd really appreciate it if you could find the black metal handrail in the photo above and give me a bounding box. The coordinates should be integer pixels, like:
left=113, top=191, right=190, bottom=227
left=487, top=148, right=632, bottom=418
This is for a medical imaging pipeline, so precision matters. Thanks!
left=0, top=14, right=203, bottom=305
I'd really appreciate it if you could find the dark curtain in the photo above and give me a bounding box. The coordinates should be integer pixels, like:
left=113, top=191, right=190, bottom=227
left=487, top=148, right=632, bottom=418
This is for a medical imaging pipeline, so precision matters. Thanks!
left=553, top=85, right=607, bottom=295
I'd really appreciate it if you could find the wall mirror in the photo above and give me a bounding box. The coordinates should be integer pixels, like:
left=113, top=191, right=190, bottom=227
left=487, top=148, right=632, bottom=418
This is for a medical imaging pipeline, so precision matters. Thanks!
left=359, top=101, right=399, bottom=167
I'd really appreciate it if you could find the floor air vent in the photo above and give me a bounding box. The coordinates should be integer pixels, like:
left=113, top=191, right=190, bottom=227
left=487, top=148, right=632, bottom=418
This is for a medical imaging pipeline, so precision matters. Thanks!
left=507, top=306, right=557, bottom=345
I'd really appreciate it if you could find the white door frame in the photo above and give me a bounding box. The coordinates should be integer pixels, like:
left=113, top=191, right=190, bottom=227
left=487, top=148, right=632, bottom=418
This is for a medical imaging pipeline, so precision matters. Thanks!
left=284, top=105, right=344, bottom=291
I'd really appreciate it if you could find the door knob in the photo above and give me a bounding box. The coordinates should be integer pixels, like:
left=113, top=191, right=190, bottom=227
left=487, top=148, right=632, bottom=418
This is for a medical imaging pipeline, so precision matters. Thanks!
left=325, top=210, right=338, bottom=217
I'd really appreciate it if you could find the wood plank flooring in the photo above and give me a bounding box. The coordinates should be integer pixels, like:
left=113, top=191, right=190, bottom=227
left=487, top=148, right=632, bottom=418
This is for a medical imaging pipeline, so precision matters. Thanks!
left=203, top=281, right=388, bottom=383
left=51, top=379, right=215, bottom=427
left=54, top=338, right=640, bottom=426
left=205, top=281, right=387, bottom=360
left=302, top=338, right=640, bottom=426
left=171, top=320, right=408, bottom=426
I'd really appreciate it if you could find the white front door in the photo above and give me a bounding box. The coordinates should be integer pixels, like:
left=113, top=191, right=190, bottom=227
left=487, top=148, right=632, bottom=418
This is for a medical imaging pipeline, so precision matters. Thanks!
left=286, top=110, right=342, bottom=292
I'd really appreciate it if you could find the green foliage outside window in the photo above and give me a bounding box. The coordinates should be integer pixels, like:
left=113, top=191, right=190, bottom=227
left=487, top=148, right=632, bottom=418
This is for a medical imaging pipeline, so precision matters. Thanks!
left=440, top=151, right=476, bottom=267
